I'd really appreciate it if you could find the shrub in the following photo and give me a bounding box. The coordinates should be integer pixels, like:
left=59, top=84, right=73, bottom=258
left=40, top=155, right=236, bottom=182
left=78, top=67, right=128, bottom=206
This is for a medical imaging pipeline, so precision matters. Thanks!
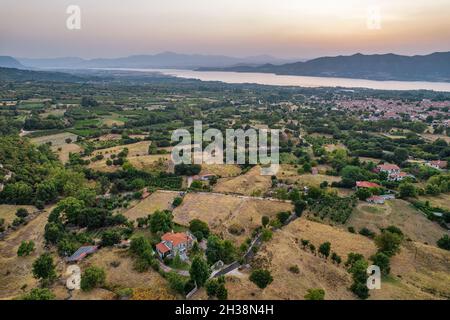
left=249, top=269, right=273, bottom=289
left=288, top=265, right=300, bottom=274
left=172, top=197, right=183, bottom=207
left=16, top=208, right=29, bottom=218
left=318, top=241, right=331, bottom=259
left=261, top=229, right=273, bottom=242
left=80, top=266, right=106, bottom=291
left=304, top=288, right=325, bottom=300
left=17, top=240, right=35, bottom=256
left=21, top=288, right=55, bottom=300
left=437, top=234, right=450, bottom=251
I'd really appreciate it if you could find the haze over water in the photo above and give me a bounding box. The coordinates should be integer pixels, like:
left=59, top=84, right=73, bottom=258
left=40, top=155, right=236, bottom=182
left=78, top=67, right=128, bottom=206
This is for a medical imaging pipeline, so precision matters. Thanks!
left=106, top=68, right=450, bottom=92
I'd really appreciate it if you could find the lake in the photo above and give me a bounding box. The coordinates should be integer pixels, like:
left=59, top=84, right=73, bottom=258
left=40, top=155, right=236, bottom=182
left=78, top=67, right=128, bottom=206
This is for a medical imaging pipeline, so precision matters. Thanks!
left=105, top=68, right=450, bottom=92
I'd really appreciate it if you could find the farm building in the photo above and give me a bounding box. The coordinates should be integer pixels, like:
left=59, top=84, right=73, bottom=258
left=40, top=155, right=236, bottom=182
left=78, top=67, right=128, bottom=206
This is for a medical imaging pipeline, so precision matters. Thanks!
left=66, top=245, right=98, bottom=263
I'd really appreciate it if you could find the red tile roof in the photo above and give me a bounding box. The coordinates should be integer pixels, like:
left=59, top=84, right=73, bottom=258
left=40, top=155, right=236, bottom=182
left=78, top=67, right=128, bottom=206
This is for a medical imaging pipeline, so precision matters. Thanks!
left=377, top=164, right=400, bottom=171
left=161, top=232, right=191, bottom=246
left=356, top=181, right=381, bottom=188
left=156, top=242, right=170, bottom=254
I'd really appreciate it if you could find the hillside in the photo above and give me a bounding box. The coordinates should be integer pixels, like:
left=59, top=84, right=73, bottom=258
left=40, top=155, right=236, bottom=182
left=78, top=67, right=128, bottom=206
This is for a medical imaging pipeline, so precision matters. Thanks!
left=0, top=67, right=87, bottom=82
left=0, top=56, right=24, bottom=69
left=198, top=52, right=450, bottom=82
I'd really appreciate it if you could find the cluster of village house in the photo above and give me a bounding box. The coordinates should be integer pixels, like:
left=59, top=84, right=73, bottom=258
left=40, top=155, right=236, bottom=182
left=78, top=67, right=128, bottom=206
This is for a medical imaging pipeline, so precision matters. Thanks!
left=356, top=161, right=448, bottom=204
left=334, top=98, right=450, bottom=125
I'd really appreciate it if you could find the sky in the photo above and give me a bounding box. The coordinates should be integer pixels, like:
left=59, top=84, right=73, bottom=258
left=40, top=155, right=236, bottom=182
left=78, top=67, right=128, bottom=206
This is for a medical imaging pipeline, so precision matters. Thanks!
left=1, top=0, right=449, bottom=59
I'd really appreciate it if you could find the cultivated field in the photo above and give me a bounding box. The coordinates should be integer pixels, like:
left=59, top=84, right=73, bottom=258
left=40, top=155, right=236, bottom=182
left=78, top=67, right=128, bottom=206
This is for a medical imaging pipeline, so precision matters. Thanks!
left=123, top=190, right=180, bottom=221
left=213, top=166, right=272, bottom=196
left=346, top=199, right=446, bottom=246
left=173, top=192, right=293, bottom=244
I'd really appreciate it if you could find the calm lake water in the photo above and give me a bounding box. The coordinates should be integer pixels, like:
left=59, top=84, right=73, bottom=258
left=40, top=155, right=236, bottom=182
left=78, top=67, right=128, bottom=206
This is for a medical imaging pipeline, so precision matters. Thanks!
left=106, top=68, right=450, bottom=92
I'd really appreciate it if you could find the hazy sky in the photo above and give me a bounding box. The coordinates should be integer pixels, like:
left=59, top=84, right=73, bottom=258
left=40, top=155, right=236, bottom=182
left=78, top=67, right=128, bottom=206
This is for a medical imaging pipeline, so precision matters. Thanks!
left=1, top=0, right=449, bottom=59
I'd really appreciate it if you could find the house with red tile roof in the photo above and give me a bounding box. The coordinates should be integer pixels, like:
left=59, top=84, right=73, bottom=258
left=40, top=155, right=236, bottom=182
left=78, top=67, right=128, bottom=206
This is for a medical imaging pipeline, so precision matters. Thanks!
left=356, top=181, right=381, bottom=189
left=155, top=231, right=196, bottom=260
left=426, top=160, right=448, bottom=170
left=375, top=164, right=400, bottom=174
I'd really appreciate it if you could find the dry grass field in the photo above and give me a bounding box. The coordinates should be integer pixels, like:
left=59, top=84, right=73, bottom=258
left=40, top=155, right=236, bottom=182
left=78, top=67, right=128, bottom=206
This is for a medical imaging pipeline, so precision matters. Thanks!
left=52, top=247, right=177, bottom=300
left=86, top=141, right=171, bottom=172
left=200, top=164, right=242, bottom=178
left=194, top=218, right=450, bottom=300
left=276, top=165, right=341, bottom=187
left=213, top=166, right=272, bottom=196
left=173, top=192, right=293, bottom=244
left=417, top=193, right=450, bottom=211
left=30, top=132, right=82, bottom=163
left=123, top=190, right=180, bottom=221
left=346, top=199, right=446, bottom=246
left=0, top=208, right=52, bottom=300
left=0, top=205, right=38, bottom=227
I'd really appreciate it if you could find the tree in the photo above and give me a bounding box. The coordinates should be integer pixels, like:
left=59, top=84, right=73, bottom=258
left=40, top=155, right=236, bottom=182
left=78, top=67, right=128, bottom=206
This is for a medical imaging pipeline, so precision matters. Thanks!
left=276, top=211, right=290, bottom=224
left=172, top=197, right=183, bottom=207
left=304, top=288, right=325, bottom=300
left=189, top=256, right=210, bottom=287
left=17, top=240, right=35, bottom=256
left=149, top=210, right=173, bottom=233
left=375, top=230, right=403, bottom=257
left=261, top=216, right=270, bottom=227
left=21, top=288, right=55, bottom=300
left=348, top=258, right=370, bottom=299
left=32, top=253, right=57, bottom=284
left=355, top=188, right=371, bottom=201
left=206, top=279, right=220, bottom=297
left=216, top=283, right=228, bottom=300
left=16, top=208, right=29, bottom=218
left=35, top=181, right=58, bottom=204
left=80, top=266, right=106, bottom=291
left=393, top=148, right=409, bottom=164
left=331, top=252, right=342, bottom=265
left=294, top=200, right=307, bottom=217
left=189, top=219, right=210, bottom=239
left=130, top=236, right=152, bottom=257
left=101, top=230, right=121, bottom=246
left=206, top=235, right=236, bottom=264
left=399, top=182, right=417, bottom=198
left=249, top=269, right=273, bottom=289
left=261, top=228, right=273, bottom=242
left=370, top=252, right=391, bottom=275
left=318, top=242, right=331, bottom=259
left=437, top=235, right=450, bottom=251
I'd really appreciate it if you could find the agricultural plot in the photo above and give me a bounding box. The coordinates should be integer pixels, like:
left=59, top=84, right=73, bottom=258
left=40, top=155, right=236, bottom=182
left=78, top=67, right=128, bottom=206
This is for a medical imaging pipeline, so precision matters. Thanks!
left=417, top=193, right=450, bottom=211
left=347, top=200, right=446, bottom=246
left=0, top=205, right=38, bottom=227
left=276, top=165, right=341, bottom=187
left=213, top=166, right=272, bottom=196
left=123, top=190, right=180, bottom=221
left=0, top=208, right=52, bottom=300
left=200, top=164, right=241, bottom=178
left=30, top=132, right=82, bottom=163
left=211, top=218, right=450, bottom=300
left=172, top=192, right=293, bottom=245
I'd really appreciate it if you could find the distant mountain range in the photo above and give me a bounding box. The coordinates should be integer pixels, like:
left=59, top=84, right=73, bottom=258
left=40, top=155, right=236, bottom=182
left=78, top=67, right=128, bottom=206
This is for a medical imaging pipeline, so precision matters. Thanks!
left=197, top=52, right=450, bottom=82
left=0, top=56, right=25, bottom=69
left=17, top=52, right=294, bottom=70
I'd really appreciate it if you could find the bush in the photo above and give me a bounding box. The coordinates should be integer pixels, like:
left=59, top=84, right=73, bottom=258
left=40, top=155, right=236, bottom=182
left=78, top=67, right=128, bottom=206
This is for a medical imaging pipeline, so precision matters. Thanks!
left=370, top=252, right=391, bottom=275
left=189, top=219, right=210, bottom=239
left=166, top=272, right=187, bottom=294
left=437, top=234, right=450, bottom=251
left=261, top=229, right=273, bottom=242
left=101, top=230, right=121, bottom=246
left=304, top=288, right=325, bottom=300
left=21, top=288, right=55, bottom=300
left=359, top=227, right=375, bottom=239
left=374, top=230, right=403, bottom=257
left=318, top=242, right=331, bottom=259
left=288, top=265, right=300, bottom=274
left=276, top=211, right=291, bottom=224
left=32, top=253, right=56, bottom=283
left=16, top=208, right=29, bottom=218
left=17, top=240, right=35, bottom=256
left=172, top=197, right=183, bottom=207
left=80, top=266, right=106, bottom=291
left=249, top=269, right=273, bottom=289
